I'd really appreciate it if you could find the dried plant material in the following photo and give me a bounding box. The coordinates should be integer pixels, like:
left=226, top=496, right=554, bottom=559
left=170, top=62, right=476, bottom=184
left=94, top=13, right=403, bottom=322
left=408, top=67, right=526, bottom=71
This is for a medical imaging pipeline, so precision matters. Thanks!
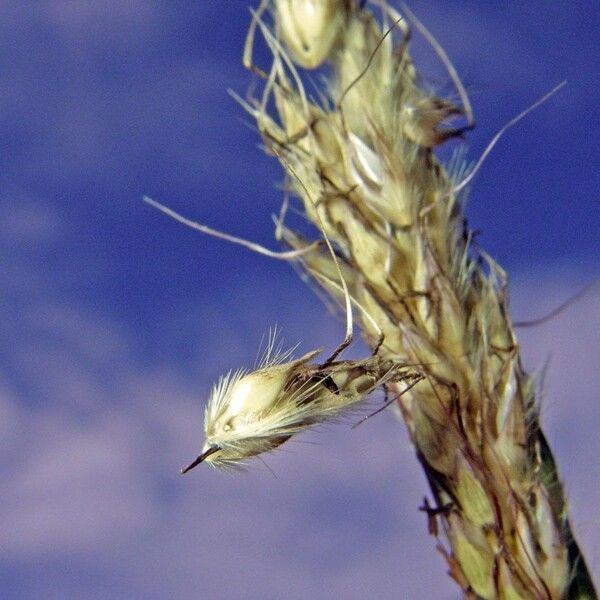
left=230, top=2, right=596, bottom=598
left=154, top=1, right=598, bottom=598
left=275, top=0, right=349, bottom=68
left=182, top=347, right=414, bottom=471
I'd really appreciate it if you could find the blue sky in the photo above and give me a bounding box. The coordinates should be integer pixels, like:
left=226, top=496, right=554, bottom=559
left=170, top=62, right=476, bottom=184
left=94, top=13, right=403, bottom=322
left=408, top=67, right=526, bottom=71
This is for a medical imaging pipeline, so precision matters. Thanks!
left=1, top=2, right=599, bottom=599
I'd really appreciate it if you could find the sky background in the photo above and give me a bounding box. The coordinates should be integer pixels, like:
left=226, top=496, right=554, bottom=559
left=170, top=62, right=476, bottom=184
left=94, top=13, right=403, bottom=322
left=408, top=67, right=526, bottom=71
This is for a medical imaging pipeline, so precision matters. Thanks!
left=1, top=2, right=599, bottom=599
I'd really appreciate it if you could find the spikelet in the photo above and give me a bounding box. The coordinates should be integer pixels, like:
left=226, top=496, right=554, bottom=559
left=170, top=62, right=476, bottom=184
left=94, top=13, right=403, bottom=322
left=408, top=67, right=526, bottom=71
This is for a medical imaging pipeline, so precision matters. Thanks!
left=229, top=2, right=597, bottom=598
left=181, top=345, right=413, bottom=472
left=275, top=0, right=349, bottom=69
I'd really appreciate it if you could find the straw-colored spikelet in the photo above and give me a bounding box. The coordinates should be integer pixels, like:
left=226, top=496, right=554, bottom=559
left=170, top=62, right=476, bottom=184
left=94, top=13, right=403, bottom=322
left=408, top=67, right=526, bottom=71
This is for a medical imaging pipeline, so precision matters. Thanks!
left=216, top=1, right=595, bottom=598
left=181, top=343, right=415, bottom=472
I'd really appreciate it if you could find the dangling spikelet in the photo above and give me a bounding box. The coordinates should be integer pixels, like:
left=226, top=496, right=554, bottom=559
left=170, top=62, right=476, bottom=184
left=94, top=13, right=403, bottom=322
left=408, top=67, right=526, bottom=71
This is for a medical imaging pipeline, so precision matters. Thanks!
left=182, top=347, right=414, bottom=472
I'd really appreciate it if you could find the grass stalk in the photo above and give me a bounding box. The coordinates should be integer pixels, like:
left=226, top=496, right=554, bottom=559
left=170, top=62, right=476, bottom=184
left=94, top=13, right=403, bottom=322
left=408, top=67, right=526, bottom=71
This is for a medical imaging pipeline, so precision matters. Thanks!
left=227, top=1, right=598, bottom=598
